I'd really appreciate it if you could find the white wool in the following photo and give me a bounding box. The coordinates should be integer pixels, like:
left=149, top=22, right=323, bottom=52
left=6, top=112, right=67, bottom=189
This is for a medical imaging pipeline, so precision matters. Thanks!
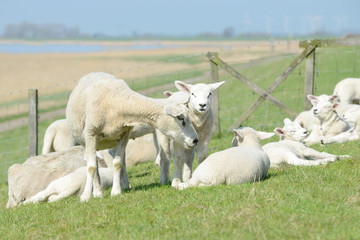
left=333, top=78, right=360, bottom=104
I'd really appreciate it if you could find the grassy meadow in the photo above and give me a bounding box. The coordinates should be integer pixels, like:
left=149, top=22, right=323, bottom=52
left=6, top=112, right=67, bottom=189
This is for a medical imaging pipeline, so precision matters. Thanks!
left=0, top=43, right=360, bottom=239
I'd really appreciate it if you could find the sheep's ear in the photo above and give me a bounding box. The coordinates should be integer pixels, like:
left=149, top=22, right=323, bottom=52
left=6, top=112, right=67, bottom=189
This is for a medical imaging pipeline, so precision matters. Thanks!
left=332, top=102, right=340, bottom=109
left=233, top=129, right=243, bottom=140
left=210, top=81, right=226, bottom=90
left=307, top=95, right=318, bottom=106
left=175, top=81, right=192, bottom=93
left=163, top=91, right=173, bottom=98
left=164, top=104, right=185, bottom=117
left=274, top=128, right=285, bottom=136
left=330, top=95, right=339, bottom=102
left=283, top=118, right=291, bottom=125
left=231, top=137, right=238, bottom=147
left=257, top=131, right=275, bottom=140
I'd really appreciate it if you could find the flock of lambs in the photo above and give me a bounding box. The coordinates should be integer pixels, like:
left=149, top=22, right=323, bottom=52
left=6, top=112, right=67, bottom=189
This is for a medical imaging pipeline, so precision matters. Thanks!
left=5, top=73, right=360, bottom=208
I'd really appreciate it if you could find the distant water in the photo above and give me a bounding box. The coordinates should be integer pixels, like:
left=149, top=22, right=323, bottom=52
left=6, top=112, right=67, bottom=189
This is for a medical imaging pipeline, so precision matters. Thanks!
left=0, top=42, right=171, bottom=53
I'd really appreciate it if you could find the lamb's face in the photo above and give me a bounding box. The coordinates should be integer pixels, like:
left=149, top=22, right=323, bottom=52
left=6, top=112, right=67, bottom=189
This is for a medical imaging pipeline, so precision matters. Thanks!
left=281, top=118, right=308, bottom=142
left=163, top=104, right=198, bottom=149
left=174, top=80, right=225, bottom=114
left=308, top=94, right=338, bottom=121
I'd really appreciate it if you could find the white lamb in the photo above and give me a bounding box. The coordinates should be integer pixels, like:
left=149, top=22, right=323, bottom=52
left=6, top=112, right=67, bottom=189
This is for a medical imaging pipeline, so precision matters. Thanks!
left=154, top=80, right=226, bottom=188
left=6, top=146, right=87, bottom=208
left=262, top=118, right=339, bottom=167
left=42, top=119, right=79, bottom=154
left=66, top=72, right=198, bottom=202
left=175, top=127, right=274, bottom=190
left=303, top=94, right=351, bottom=146
left=333, top=78, right=360, bottom=104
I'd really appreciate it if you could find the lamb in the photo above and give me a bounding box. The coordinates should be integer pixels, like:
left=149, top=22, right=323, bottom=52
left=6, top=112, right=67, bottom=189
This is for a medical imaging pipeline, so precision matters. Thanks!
left=175, top=127, right=274, bottom=190
left=66, top=72, right=198, bottom=202
left=333, top=78, right=360, bottom=104
left=303, top=94, right=351, bottom=146
left=22, top=167, right=113, bottom=205
left=6, top=146, right=87, bottom=208
left=42, top=119, right=79, bottom=154
left=262, top=118, right=339, bottom=167
left=154, top=80, right=226, bottom=188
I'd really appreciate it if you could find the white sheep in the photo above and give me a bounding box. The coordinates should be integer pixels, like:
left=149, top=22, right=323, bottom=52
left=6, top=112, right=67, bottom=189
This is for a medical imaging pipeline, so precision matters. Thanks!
left=22, top=167, right=113, bottom=204
left=175, top=127, right=274, bottom=190
left=42, top=119, right=79, bottom=154
left=262, top=118, right=340, bottom=167
left=6, top=146, right=87, bottom=208
left=303, top=94, right=351, bottom=146
left=66, top=72, right=198, bottom=202
left=333, top=78, right=360, bottom=104
left=155, top=80, right=226, bottom=188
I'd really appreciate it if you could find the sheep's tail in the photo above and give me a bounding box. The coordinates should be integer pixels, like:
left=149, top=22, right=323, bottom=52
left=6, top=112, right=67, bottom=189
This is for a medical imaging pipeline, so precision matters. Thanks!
left=41, top=129, right=55, bottom=154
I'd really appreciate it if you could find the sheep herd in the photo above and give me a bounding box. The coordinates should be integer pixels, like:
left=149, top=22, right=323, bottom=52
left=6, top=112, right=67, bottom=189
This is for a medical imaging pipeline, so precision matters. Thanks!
left=6, top=74, right=360, bottom=208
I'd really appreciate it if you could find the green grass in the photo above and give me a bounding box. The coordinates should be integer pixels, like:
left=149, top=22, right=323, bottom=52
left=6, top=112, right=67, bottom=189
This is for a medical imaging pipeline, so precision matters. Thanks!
left=1, top=46, right=360, bottom=239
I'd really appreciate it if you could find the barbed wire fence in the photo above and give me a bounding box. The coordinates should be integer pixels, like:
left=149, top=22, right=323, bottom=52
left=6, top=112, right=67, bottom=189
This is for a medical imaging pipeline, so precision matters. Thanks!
left=0, top=39, right=359, bottom=183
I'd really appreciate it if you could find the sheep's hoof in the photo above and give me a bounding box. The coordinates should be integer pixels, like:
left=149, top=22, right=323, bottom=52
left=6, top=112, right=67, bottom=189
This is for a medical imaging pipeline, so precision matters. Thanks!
left=80, top=193, right=91, bottom=202
left=171, top=179, right=181, bottom=189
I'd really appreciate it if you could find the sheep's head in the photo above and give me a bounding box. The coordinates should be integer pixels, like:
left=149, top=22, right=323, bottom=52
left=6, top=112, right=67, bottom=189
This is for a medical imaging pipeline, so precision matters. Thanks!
left=275, top=118, right=308, bottom=142
left=307, top=94, right=339, bottom=120
left=231, top=127, right=274, bottom=147
left=163, top=103, right=198, bottom=149
left=174, top=80, right=225, bottom=113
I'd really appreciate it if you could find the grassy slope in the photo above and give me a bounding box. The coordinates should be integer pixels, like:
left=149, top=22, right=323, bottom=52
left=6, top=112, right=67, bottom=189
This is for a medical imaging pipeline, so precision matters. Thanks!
left=0, top=47, right=360, bottom=239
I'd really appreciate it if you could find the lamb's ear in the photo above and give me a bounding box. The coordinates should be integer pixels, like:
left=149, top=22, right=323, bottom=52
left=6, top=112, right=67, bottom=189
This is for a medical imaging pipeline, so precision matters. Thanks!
left=175, top=81, right=192, bottom=93
left=274, top=128, right=285, bottom=136
left=332, top=102, right=340, bottom=109
left=231, top=137, right=239, bottom=147
left=163, top=91, right=173, bottom=98
left=233, top=129, right=243, bottom=140
left=283, top=118, right=291, bottom=125
left=164, top=104, right=185, bottom=117
left=307, top=95, right=318, bottom=106
left=257, top=131, right=275, bottom=140
left=330, top=95, right=339, bottom=102
left=210, top=81, right=226, bottom=90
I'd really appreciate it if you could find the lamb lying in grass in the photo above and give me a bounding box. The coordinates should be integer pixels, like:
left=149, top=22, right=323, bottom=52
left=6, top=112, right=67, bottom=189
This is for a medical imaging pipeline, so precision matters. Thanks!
left=262, top=118, right=341, bottom=167
left=175, top=127, right=273, bottom=190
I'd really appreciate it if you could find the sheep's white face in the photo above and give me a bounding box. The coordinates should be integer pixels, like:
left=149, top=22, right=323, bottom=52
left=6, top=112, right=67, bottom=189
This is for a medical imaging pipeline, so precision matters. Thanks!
left=343, top=106, right=360, bottom=125
left=275, top=118, right=308, bottom=142
left=308, top=94, right=338, bottom=121
left=175, top=80, right=225, bottom=114
left=163, top=103, right=198, bottom=149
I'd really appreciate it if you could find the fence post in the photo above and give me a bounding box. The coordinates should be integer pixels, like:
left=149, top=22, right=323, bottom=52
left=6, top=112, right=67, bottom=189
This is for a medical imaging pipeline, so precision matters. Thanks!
left=28, top=89, right=38, bottom=157
left=208, top=52, right=220, bottom=136
left=304, top=47, right=316, bottom=110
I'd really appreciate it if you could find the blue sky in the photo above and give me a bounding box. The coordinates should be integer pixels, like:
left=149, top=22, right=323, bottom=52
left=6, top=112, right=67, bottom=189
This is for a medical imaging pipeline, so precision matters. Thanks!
left=0, top=0, right=359, bottom=36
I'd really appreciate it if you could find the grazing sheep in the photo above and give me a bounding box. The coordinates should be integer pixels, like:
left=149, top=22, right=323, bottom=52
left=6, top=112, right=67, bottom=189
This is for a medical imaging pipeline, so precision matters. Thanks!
left=333, top=78, right=360, bottom=104
left=6, top=146, right=87, bottom=208
left=303, top=94, right=351, bottom=146
left=22, top=167, right=113, bottom=205
left=262, top=118, right=339, bottom=167
left=175, top=127, right=273, bottom=190
left=155, top=80, right=226, bottom=188
left=66, top=72, right=198, bottom=202
left=42, top=119, right=79, bottom=154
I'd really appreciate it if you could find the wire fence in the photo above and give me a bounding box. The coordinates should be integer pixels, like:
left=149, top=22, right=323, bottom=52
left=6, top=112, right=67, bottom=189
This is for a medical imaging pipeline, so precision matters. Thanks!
left=0, top=39, right=359, bottom=183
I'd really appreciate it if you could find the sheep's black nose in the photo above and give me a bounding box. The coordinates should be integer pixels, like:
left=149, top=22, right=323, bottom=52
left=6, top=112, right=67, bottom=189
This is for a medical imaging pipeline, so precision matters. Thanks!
left=304, top=131, right=308, bottom=135
left=193, top=139, right=199, bottom=145
left=199, top=104, right=206, bottom=108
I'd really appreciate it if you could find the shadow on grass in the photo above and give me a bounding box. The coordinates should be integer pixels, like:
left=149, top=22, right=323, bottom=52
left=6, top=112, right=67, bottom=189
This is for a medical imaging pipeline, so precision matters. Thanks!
left=129, top=182, right=166, bottom=192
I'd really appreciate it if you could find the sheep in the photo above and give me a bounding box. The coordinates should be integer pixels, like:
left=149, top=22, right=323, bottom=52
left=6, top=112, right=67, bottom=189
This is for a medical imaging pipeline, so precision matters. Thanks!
left=65, top=72, right=198, bottom=202
left=175, top=127, right=274, bottom=190
left=154, top=80, right=226, bottom=188
left=6, top=146, right=87, bottom=208
left=22, top=167, right=113, bottom=205
left=321, top=105, right=360, bottom=144
left=42, top=119, right=79, bottom=154
left=333, top=78, right=360, bottom=104
left=262, top=118, right=340, bottom=167
left=303, top=94, right=351, bottom=146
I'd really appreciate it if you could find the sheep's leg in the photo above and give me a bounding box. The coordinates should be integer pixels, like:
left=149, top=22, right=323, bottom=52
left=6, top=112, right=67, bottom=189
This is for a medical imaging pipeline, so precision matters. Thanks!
left=158, top=131, right=171, bottom=184
left=153, top=131, right=161, bottom=166
left=196, top=139, right=208, bottom=164
left=322, top=131, right=359, bottom=144
left=182, top=148, right=195, bottom=182
left=112, top=135, right=130, bottom=196
left=301, top=147, right=337, bottom=161
left=171, top=142, right=185, bottom=188
left=286, top=153, right=335, bottom=166
left=81, top=134, right=99, bottom=202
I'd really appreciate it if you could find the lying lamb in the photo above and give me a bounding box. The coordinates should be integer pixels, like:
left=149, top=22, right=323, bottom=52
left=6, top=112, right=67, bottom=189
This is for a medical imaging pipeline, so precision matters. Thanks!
left=303, top=94, right=351, bottom=146
left=6, top=146, right=87, bottom=208
left=66, top=72, right=198, bottom=202
left=175, top=127, right=273, bottom=190
left=262, top=118, right=340, bottom=167
left=333, top=77, right=360, bottom=104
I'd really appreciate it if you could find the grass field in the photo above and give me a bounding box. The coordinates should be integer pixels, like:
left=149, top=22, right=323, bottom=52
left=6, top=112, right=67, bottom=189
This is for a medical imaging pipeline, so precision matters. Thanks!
left=0, top=42, right=360, bottom=239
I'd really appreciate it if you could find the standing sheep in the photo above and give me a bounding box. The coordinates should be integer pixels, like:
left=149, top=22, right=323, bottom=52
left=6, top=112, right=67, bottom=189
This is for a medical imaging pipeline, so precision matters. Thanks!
left=66, top=72, right=198, bottom=202
left=175, top=127, right=273, bottom=190
left=333, top=78, right=360, bottom=104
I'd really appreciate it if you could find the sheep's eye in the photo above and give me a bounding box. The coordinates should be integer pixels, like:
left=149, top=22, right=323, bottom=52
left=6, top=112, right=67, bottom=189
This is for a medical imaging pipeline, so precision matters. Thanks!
left=208, top=92, right=212, bottom=98
left=191, top=93, right=196, bottom=98
left=177, top=116, right=186, bottom=126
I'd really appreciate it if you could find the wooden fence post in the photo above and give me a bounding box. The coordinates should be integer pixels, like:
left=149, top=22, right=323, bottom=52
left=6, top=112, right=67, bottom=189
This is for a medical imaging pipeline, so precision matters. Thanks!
left=208, top=52, right=220, bottom=136
left=304, top=47, right=316, bottom=110
left=28, top=89, right=38, bottom=157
